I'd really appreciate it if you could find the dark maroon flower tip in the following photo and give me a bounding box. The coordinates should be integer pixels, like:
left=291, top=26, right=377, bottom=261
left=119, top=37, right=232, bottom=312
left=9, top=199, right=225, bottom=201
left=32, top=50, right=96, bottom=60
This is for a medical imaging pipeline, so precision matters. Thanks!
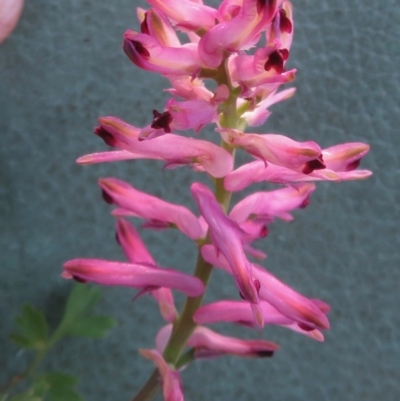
left=124, top=39, right=150, bottom=60
left=94, top=126, right=117, bottom=147
left=302, top=155, right=326, bottom=174
left=279, top=9, right=293, bottom=34
left=345, top=159, right=361, bottom=171
left=299, top=197, right=310, bottom=209
left=260, top=225, right=269, bottom=238
left=72, top=275, right=88, bottom=284
left=151, top=109, right=173, bottom=133
left=101, top=189, right=114, bottom=205
left=254, top=350, right=274, bottom=358
left=264, top=49, right=289, bottom=74
left=298, top=322, right=316, bottom=332
left=254, top=279, right=261, bottom=294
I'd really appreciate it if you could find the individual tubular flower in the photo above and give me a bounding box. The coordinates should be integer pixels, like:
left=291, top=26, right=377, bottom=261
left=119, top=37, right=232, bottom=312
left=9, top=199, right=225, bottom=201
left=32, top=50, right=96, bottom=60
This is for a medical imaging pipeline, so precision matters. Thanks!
left=116, top=219, right=177, bottom=322
left=140, top=349, right=184, bottom=401
left=199, top=0, right=283, bottom=68
left=147, top=0, right=218, bottom=32
left=99, top=177, right=203, bottom=240
left=187, top=325, right=279, bottom=358
left=124, top=30, right=201, bottom=76
left=193, top=300, right=325, bottom=342
left=224, top=142, right=372, bottom=191
left=219, top=128, right=324, bottom=173
left=229, top=183, right=316, bottom=224
left=266, top=1, right=293, bottom=49
left=0, top=0, right=24, bottom=43
left=83, top=116, right=233, bottom=178
left=191, top=182, right=263, bottom=327
left=62, top=259, right=204, bottom=297
left=201, top=244, right=330, bottom=330
left=229, top=46, right=296, bottom=90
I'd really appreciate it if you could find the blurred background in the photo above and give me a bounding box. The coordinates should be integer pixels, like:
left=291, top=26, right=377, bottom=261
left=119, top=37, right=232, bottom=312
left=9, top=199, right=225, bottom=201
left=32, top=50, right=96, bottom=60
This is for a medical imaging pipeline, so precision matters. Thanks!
left=1, top=0, right=399, bottom=400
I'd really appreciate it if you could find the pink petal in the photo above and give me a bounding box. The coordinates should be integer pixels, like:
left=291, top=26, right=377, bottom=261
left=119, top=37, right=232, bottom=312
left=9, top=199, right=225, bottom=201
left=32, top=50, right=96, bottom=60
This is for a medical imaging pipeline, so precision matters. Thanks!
left=147, top=0, right=218, bottom=31
left=116, top=219, right=177, bottom=322
left=224, top=159, right=372, bottom=191
left=201, top=244, right=329, bottom=330
left=95, top=116, right=233, bottom=178
left=322, top=142, right=370, bottom=172
left=198, top=0, right=282, bottom=68
left=62, top=259, right=204, bottom=297
left=124, top=30, right=201, bottom=76
left=219, top=128, right=322, bottom=172
left=137, top=8, right=181, bottom=47
left=76, top=150, right=160, bottom=165
left=165, top=76, right=213, bottom=101
left=0, top=0, right=24, bottom=43
left=188, top=326, right=279, bottom=358
left=229, top=183, right=316, bottom=223
left=99, top=177, right=203, bottom=240
left=191, top=182, right=262, bottom=326
left=193, top=300, right=324, bottom=341
left=140, top=349, right=184, bottom=401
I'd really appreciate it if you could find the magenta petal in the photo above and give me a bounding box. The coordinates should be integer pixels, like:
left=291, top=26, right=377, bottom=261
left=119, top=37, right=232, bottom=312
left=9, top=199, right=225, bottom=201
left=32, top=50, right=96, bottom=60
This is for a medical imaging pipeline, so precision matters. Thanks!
left=191, top=182, right=262, bottom=326
left=188, top=326, right=279, bottom=358
left=97, top=116, right=233, bottom=178
left=140, top=349, right=184, bottom=401
left=116, top=219, right=177, bottom=322
left=76, top=150, right=159, bottom=165
left=99, top=177, right=203, bottom=240
left=124, top=30, right=201, bottom=76
left=229, top=183, right=316, bottom=223
left=63, top=259, right=204, bottom=297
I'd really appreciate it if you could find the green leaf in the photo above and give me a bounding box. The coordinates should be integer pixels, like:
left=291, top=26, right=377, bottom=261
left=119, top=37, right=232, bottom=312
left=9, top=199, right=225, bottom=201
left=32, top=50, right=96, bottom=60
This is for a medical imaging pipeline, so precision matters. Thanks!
left=61, top=284, right=102, bottom=324
left=36, top=372, right=83, bottom=401
left=63, top=315, right=117, bottom=338
left=10, top=304, right=48, bottom=349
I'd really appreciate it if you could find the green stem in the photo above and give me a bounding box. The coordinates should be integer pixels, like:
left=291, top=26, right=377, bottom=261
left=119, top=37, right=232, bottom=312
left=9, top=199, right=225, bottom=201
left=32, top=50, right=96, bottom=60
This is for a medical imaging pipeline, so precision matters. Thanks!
left=130, top=369, right=160, bottom=401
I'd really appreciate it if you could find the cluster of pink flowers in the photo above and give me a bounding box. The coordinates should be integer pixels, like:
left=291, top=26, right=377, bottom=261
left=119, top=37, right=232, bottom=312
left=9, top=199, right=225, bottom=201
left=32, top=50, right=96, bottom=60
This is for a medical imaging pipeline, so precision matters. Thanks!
left=63, top=1, right=371, bottom=400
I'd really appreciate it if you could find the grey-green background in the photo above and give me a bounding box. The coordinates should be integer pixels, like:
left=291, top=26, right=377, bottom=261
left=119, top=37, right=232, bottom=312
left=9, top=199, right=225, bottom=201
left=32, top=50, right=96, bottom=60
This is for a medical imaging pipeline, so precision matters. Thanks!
left=1, top=0, right=399, bottom=400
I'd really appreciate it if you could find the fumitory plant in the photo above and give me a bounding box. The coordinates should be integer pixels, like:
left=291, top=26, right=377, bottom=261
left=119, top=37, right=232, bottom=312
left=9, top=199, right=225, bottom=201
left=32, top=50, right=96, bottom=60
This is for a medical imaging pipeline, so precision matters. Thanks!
left=62, top=0, right=372, bottom=400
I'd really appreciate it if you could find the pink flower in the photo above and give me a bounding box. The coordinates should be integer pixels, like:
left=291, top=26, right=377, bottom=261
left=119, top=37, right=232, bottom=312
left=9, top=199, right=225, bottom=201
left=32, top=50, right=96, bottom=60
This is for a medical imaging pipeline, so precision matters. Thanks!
left=224, top=142, right=372, bottom=191
left=229, top=183, right=316, bottom=223
left=199, top=0, right=283, bottom=67
left=99, top=177, right=203, bottom=240
left=82, top=116, right=233, bottom=178
left=193, top=300, right=325, bottom=342
left=201, top=244, right=329, bottom=330
left=147, top=0, right=218, bottom=32
left=219, top=128, right=324, bottom=173
left=62, top=259, right=204, bottom=297
left=191, top=182, right=263, bottom=327
left=124, top=30, right=201, bottom=76
left=0, top=0, right=24, bottom=43
left=140, top=349, right=184, bottom=401
left=116, top=219, right=177, bottom=322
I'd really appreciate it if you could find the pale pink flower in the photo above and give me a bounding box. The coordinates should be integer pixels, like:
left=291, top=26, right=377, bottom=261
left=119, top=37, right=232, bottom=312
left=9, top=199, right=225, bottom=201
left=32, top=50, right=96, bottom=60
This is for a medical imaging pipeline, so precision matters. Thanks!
left=266, top=1, right=293, bottom=49
left=62, top=259, right=204, bottom=297
left=0, top=0, right=24, bottom=43
left=99, top=178, right=203, bottom=240
left=140, top=349, right=184, bottom=401
left=191, top=182, right=263, bottom=327
left=116, top=219, right=177, bottom=322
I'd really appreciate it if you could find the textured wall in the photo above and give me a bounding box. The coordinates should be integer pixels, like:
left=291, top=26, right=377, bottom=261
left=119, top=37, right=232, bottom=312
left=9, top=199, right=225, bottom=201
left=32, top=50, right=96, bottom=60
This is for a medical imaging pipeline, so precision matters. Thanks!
left=1, top=1, right=399, bottom=400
